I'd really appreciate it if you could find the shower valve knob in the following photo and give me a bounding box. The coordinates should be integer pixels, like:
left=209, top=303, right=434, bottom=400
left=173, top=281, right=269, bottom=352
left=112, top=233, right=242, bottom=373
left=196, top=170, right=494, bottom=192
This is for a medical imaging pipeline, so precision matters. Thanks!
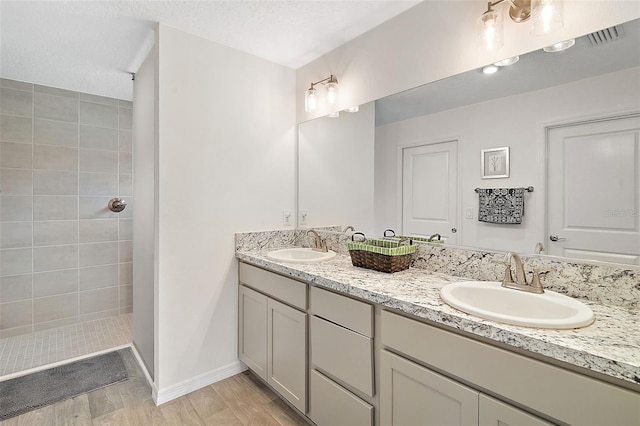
left=108, top=198, right=127, bottom=213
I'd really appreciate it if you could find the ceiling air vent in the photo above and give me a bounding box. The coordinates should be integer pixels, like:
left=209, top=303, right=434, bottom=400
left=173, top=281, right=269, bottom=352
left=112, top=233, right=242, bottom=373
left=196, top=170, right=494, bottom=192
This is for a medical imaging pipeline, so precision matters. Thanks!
left=587, top=25, right=625, bottom=46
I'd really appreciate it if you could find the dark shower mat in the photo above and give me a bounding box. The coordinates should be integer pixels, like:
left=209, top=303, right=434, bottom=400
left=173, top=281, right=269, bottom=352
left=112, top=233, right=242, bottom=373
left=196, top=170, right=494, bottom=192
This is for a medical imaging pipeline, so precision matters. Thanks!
left=0, top=350, right=129, bottom=420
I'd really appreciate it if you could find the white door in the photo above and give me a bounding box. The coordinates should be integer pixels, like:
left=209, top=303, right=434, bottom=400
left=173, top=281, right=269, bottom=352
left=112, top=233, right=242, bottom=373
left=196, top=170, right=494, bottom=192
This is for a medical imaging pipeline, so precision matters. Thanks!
left=547, top=114, right=640, bottom=264
left=402, top=141, right=458, bottom=243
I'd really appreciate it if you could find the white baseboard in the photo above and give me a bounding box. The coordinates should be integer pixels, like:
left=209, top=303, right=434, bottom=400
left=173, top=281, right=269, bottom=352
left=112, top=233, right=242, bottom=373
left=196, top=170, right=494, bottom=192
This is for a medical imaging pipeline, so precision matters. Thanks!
left=154, top=360, right=248, bottom=405
left=129, top=343, right=158, bottom=400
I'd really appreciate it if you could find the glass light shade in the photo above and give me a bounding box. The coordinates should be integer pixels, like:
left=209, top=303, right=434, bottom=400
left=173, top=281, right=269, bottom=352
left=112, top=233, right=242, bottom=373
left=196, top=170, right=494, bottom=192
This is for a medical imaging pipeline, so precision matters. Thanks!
left=327, top=111, right=340, bottom=118
left=345, top=105, right=360, bottom=113
left=305, top=87, right=317, bottom=112
left=482, top=65, right=499, bottom=75
left=531, top=0, right=563, bottom=35
left=326, top=81, right=339, bottom=105
left=543, top=38, right=575, bottom=52
left=494, top=56, right=520, bottom=67
left=478, top=9, right=504, bottom=51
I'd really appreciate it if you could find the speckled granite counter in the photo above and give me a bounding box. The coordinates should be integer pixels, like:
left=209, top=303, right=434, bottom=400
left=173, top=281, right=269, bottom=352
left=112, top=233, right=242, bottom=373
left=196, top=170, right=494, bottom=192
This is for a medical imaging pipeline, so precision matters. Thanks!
left=237, top=250, right=640, bottom=388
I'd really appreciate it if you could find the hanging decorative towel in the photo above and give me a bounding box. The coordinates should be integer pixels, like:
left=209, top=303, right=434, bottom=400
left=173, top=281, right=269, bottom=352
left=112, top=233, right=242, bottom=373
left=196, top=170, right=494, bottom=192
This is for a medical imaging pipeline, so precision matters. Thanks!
left=477, top=188, right=525, bottom=224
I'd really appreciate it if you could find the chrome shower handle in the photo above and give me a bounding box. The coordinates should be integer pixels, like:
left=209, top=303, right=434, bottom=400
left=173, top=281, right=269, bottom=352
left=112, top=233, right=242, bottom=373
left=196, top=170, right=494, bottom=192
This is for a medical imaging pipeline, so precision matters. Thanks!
left=108, top=198, right=127, bottom=213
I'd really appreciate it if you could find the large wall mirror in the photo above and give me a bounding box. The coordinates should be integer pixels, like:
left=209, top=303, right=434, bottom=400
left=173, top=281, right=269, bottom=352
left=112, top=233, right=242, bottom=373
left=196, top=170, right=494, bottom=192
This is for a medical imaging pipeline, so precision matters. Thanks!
left=298, top=18, right=640, bottom=265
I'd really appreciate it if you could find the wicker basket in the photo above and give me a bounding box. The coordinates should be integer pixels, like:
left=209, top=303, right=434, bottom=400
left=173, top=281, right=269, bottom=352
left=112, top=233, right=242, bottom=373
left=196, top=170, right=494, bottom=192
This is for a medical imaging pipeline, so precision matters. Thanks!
left=346, top=237, right=416, bottom=273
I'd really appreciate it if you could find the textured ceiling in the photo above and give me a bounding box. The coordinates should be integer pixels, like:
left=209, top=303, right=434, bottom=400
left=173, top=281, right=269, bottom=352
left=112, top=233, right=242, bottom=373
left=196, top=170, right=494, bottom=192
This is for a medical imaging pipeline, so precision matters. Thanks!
left=0, top=0, right=420, bottom=100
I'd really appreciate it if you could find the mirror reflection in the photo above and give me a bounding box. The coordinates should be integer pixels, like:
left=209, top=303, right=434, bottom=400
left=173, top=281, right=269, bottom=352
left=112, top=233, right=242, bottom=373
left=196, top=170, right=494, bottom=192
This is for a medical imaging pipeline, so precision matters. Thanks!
left=298, top=18, right=640, bottom=265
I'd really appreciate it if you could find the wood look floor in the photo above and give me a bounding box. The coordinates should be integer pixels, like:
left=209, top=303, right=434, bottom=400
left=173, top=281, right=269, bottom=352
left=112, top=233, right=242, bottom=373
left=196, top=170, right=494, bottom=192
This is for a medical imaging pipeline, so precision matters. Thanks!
left=1, top=349, right=309, bottom=426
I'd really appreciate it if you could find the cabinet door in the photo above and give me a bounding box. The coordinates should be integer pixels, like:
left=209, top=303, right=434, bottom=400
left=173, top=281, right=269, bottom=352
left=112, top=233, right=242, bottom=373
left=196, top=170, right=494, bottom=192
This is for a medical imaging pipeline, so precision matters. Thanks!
left=380, top=350, right=479, bottom=426
left=267, top=298, right=307, bottom=413
left=479, top=394, right=552, bottom=426
left=238, top=285, right=268, bottom=380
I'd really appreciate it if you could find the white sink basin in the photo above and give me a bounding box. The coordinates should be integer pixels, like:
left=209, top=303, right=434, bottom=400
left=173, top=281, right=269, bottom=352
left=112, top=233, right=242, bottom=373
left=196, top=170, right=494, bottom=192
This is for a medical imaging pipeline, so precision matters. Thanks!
left=266, top=248, right=337, bottom=264
left=440, top=281, right=595, bottom=329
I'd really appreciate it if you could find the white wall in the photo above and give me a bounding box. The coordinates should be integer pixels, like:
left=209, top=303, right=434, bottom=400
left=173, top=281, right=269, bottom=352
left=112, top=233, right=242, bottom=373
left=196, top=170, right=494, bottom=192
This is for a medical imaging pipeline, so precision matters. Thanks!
left=298, top=102, right=375, bottom=234
left=375, top=67, right=640, bottom=253
left=154, top=24, right=296, bottom=400
left=296, top=1, right=640, bottom=122
left=132, top=37, right=158, bottom=379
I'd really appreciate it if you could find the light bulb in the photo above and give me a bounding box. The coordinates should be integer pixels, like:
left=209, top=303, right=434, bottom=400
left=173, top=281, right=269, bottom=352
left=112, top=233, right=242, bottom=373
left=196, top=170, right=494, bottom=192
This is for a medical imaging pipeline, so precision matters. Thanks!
left=531, top=0, right=563, bottom=35
left=482, top=65, right=499, bottom=75
left=494, top=56, right=519, bottom=67
left=543, top=39, right=575, bottom=52
left=304, top=87, right=317, bottom=112
left=478, top=9, right=504, bottom=51
left=326, top=81, right=339, bottom=105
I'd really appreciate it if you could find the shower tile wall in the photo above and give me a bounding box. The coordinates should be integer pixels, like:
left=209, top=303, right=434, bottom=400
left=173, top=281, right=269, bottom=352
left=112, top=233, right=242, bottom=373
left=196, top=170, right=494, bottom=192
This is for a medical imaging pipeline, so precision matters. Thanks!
left=0, top=78, right=133, bottom=338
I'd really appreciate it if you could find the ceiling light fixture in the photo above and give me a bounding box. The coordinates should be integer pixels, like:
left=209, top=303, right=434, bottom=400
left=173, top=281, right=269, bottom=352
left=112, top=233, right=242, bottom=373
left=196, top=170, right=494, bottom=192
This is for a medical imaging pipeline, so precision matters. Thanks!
left=542, top=38, right=575, bottom=52
left=304, top=74, right=339, bottom=113
left=478, top=0, right=564, bottom=52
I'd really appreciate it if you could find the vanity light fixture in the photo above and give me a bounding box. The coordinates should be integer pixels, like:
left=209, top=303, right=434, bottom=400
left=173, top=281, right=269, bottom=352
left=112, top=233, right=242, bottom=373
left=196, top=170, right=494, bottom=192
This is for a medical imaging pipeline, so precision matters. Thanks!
left=478, top=0, right=564, bottom=52
left=543, top=38, right=575, bottom=52
left=482, top=55, right=519, bottom=75
left=327, top=111, right=340, bottom=118
left=345, top=105, right=360, bottom=113
left=304, top=74, right=339, bottom=112
left=482, top=64, right=499, bottom=74
left=494, top=55, right=519, bottom=66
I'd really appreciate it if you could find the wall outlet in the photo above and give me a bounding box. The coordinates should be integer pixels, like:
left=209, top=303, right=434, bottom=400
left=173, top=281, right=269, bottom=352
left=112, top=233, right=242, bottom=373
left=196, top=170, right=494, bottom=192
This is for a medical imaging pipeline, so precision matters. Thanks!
left=465, top=208, right=474, bottom=219
left=300, top=210, right=308, bottom=225
left=283, top=210, right=292, bottom=226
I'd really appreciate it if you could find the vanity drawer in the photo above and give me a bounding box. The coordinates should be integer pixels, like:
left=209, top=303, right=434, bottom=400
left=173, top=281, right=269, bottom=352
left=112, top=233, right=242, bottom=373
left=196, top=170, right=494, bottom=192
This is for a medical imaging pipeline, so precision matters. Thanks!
left=239, top=263, right=307, bottom=310
left=310, top=286, right=373, bottom=337
left=311, top=315, right=374, bottom=397
left=310, top=369, right=373, bottom=426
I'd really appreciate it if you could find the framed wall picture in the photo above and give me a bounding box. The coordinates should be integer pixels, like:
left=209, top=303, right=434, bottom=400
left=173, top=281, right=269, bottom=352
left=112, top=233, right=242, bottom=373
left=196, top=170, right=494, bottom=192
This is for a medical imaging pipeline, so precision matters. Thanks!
left=481, top=146, right=510, bottom=179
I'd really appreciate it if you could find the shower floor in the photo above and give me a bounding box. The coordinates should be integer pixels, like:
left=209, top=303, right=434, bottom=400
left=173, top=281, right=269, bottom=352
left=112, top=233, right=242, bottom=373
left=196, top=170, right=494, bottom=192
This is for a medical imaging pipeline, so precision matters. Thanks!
left=0, top=313, right=132, bottom=378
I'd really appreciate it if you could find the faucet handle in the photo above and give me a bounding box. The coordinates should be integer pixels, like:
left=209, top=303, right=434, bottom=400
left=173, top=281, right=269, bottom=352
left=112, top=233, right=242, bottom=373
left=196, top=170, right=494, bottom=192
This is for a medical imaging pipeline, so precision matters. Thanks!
left=529, top=267, right=554, bottom=292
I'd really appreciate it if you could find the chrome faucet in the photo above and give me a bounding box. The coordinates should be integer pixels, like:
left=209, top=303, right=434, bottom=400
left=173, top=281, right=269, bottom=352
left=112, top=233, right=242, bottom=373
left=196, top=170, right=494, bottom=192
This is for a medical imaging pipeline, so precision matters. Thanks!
left=307, top=229, right=328, bottom=252
left=534, top=242, right=545, bottom=254
left=501, top=251, right=549, bottom=294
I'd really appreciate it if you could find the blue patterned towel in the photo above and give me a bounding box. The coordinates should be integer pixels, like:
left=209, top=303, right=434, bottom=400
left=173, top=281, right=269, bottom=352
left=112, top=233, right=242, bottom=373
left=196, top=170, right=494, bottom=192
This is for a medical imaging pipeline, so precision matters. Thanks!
left=477, top=188, right=525, bottom=224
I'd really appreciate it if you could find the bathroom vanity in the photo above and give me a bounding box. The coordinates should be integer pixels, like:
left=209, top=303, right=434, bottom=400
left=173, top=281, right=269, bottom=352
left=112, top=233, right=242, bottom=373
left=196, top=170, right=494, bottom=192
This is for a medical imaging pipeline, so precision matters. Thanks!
left=236, top=237, right=640, bottom=426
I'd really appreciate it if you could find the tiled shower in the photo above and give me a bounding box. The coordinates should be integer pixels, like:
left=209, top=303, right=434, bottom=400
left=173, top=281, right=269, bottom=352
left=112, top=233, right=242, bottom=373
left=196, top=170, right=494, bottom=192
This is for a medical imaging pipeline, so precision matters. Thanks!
left=0, top=78, right=134, bottom=371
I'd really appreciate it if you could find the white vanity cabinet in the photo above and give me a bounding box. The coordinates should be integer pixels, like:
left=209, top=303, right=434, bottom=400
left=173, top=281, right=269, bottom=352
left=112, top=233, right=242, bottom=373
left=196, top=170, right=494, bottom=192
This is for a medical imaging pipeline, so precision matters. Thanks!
left=238, top=263, right=307, bottom=413
left=309, top=286, right=375, bottom=426
left=380, top=310, right=640, bottom=426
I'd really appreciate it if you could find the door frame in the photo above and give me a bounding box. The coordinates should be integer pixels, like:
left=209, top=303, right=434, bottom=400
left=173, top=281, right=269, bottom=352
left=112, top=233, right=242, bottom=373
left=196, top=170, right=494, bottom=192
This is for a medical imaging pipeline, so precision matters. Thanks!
left=395, top=136, right=462, bottom=241
left=539, top=108, right=640, bottom=254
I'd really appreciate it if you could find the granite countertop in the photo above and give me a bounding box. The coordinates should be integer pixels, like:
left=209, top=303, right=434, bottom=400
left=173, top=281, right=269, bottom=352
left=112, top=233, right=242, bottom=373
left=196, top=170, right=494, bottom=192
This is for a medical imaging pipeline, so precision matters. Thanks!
left=237, top=250, right=640, bottom=388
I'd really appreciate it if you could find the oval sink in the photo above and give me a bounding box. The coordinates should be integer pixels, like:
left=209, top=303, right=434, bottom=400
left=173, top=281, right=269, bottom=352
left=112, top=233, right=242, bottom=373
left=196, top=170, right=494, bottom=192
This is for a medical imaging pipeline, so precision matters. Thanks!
left=440, top=281, right=595, bottom=329
left=266, top=248, right=337, bottom=264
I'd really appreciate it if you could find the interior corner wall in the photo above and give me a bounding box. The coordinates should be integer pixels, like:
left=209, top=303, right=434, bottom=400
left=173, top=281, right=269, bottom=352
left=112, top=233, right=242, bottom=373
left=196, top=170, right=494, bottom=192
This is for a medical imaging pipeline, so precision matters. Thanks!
left=155, top=24, right=296, bottom=397
left=296, top=0, right=640, bottom=122
left=132, top=38, right=157, bottom=380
